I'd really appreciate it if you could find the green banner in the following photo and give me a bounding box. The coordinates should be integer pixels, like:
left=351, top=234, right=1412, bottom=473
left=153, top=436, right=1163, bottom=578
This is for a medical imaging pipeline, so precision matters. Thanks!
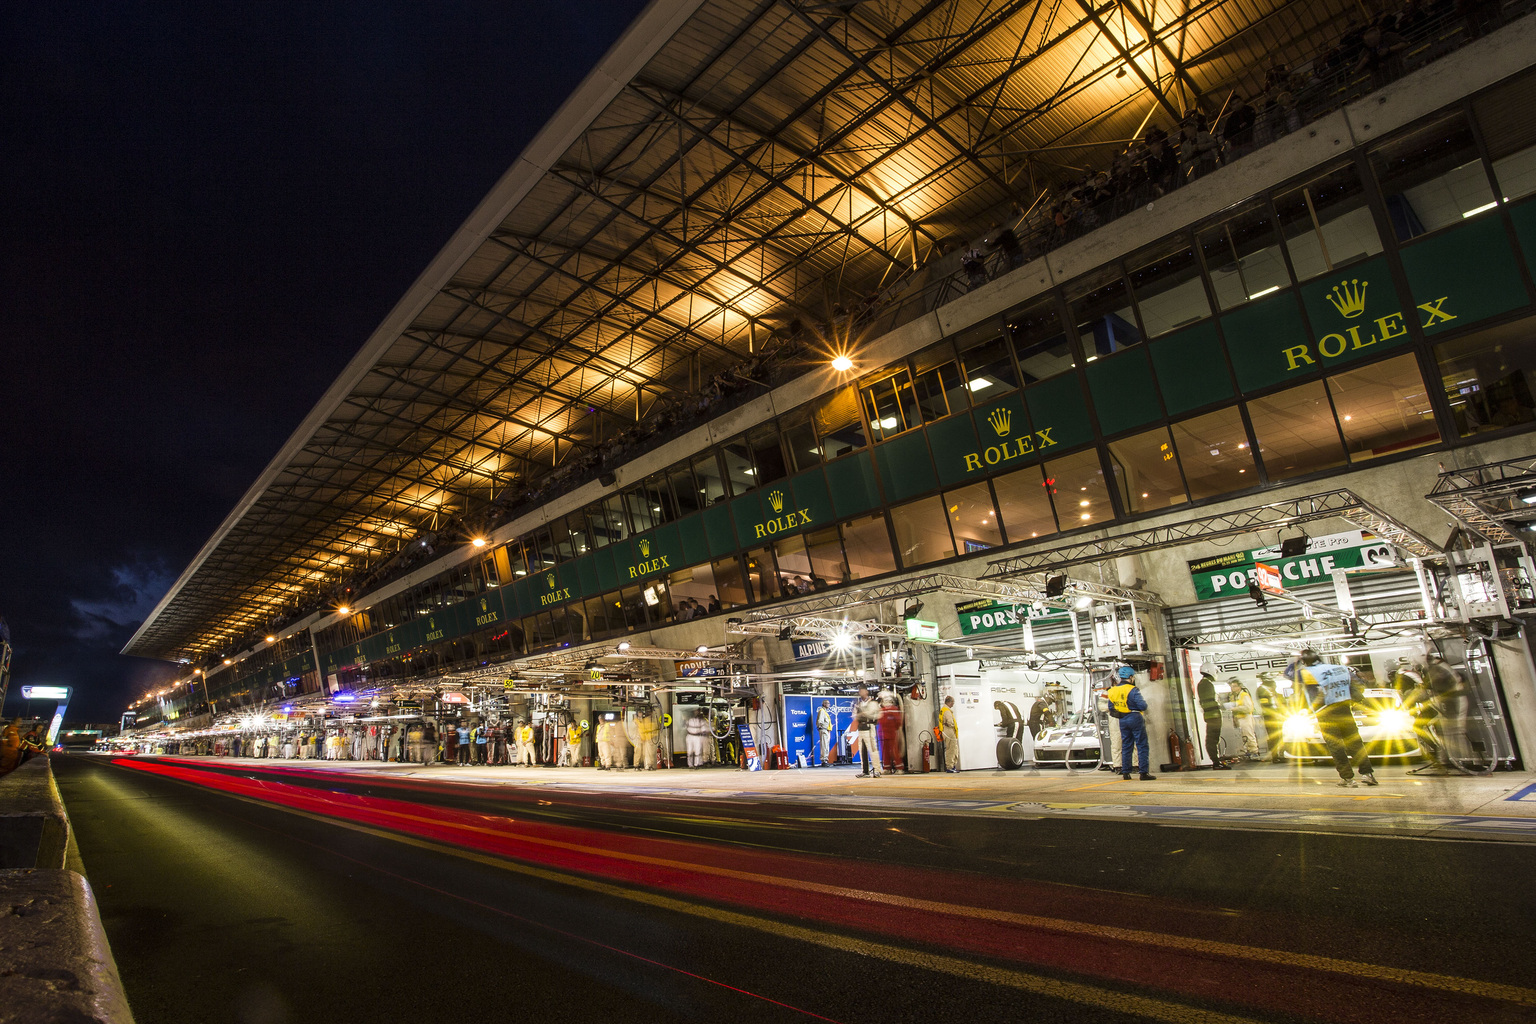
left=954, top=599, right=1068, bottom=636
left=1187, top=530, right=1394, bottom=601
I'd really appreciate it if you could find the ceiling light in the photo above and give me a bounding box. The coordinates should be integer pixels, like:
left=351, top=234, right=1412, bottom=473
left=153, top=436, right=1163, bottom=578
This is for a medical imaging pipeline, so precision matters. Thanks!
left=831, top=355, right=853, bottom=373
left=1078, top=499, right=1090, bottom=507
left=966, top=377, right=994, bottom=391
left=1248, top=285, right=1280, bottom=300
left=696, top=645, right=709, bottom=655
left=1462, top=201, right=1498, bottom=219
left=337, top=606, right=350, bottom=615
left=471, top=537, right=487, bottom=548
left=1519, top=493, right=1536, bottom=505
left=830, top=632, right=852, bottom=652
left=1073, top=596, right=1094, bottom=610
left=265, top=636, right=276, bottom=643
left=617, top=641, right=631, bottom=652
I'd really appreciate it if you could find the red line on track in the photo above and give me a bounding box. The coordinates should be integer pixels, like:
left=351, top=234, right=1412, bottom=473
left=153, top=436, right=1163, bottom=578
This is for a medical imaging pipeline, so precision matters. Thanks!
left=116, top=757, right=1524, bottom=1024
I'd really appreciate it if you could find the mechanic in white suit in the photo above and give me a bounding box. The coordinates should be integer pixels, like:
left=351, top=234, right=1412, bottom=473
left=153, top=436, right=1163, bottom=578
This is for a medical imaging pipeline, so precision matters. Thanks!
left=685, top=708, right=711, bottom=768
left=816, top=699, right=835, bottom=766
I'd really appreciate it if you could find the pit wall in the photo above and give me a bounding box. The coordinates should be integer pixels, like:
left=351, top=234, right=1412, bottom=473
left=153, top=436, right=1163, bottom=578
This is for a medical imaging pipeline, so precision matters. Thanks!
left=0, top=757, right=135, bottom=1024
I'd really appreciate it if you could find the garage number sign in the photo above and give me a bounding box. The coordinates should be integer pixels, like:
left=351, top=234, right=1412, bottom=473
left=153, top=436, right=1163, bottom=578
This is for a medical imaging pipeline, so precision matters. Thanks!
left=1187, top=530, right=1393, bottom=601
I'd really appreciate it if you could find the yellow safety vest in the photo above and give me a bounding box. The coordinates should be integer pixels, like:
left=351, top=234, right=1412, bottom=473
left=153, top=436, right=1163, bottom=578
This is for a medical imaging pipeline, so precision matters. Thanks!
left=1107, top=683, right=1135, bottom=715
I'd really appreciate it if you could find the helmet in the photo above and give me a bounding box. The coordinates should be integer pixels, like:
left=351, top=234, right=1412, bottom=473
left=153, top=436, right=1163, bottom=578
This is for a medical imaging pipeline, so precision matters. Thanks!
left=1116, top=665, right=1136, bottom=680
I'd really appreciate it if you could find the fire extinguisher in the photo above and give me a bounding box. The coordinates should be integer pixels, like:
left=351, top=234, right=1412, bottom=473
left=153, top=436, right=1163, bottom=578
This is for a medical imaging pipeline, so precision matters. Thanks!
left=1167, top=729, right=1185, bottom=771
left=919, top=730, right=933, bottom=773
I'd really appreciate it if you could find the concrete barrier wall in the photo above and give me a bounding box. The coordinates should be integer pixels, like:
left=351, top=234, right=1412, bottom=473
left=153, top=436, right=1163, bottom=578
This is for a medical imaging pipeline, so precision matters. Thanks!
left=0, top=757, right=136, bottom=1024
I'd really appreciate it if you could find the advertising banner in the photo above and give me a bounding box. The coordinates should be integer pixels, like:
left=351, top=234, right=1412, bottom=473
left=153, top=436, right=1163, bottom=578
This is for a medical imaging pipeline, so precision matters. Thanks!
left=782, top=694, right=859, bottom=767
left=954, top=599, right=1068, bottom=636
left=1186, top=530, right=1394, bottom=601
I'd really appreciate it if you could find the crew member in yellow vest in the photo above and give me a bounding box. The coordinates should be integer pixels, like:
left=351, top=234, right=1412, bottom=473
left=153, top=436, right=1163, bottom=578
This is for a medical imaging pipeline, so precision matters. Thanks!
left=1228, top=678, right=1260, bottom=759
left=518, top=720, right=536, bottom=765
left=596, top=719, right=615, bottom=769
left=1107, top=666, right=1155, bottom=781
left=937, top=696, right=960, bottom=773
left=560, top=720, right=583, bottom=766
left=636, top=710, right=660, bottom=770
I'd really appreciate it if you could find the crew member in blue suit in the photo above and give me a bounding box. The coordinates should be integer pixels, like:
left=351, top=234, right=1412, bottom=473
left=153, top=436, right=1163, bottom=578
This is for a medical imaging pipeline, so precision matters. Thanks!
left=1107, top=665, right=1155, bottom=781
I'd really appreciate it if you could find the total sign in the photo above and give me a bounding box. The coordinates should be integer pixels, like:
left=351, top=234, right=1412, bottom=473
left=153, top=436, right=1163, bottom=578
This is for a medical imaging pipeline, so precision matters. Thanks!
left=1187, top=530, right=1394, bottom=601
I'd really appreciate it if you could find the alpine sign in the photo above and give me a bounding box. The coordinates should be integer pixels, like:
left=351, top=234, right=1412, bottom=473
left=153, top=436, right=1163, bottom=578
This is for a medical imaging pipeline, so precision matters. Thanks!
left=1187, top=530, right=1394, bottom=601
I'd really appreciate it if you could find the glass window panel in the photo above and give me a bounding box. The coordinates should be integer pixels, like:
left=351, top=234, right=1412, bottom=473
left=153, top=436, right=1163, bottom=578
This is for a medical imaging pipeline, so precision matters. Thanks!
left=617, top=585, right=647, bottom=630
left=1370, top=113, right=1494, bottom=241
left=624, top=489, right=655, bottom=533
left=646, top=475, right=677, bottom=525
left=802, top=526, right=844, bottom=589
left=747, top=424, right=789, bottom=485
left=889, top=496, right=955, bottom=568
left=944, top=481, right=1002, bottom=554
left=1324, top=353, right=1442, bottom=462
left=839, top=514, right=896, bottom=582
left=741, top=547, right=777, bottom=604
left=812, top=385, right=868, bottom=458
left=669, top=463, right=703, bottom=517
left=693, top=452, right=728, bottom=505
left=601, top=495, right=631, bottom=546
left=781, top=413, right=822, bottom=472
left=771, top=535, right=817, bottom=597
left=709, top=556, right=749, bottom=610
left=1434, top=314, right=1536, bottom=436
left=911, top=340, right=967, bottom=421
left=1198, top=201, right=1290, bottom=311
left=1008, top=300, right=1075, bottom=384
left=992, top=464, right=1058, bottom=543
left=954, top=320, right=1019, bottom=393
left=1067, top=266, right=1142, bottom=357
left=1108, top=427, right=1189, bottom=514
left=546, top=518, right=575, bottom=562
left=1475, top=70, right=1536, bottom=203
left=1168, top=407, right=1256, bottom=501
left=667, top=563, right=720, bottom=620
left=564, top=513, right=590, bottom=557
left=912, top=358, right=965, bottom=422
left=1275, top=163, right=1384, bottom=283
left=1043, top=448, right=1111, bottom=529
left=861, top=370, right=919, bottom=441
left=721, top=438, right=756, bottom=495
left=1246, top=380, right=1348, bottom=480
left=1128, top=237, right=1211, bottom=338
left=582, top=594, right=613, bottom=637
left=531, top=529, right=557, bottom=570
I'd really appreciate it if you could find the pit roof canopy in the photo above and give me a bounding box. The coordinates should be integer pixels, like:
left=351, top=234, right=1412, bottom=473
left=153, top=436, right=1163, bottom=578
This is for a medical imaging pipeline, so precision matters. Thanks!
left=127, top=0, right=1366, bottom=662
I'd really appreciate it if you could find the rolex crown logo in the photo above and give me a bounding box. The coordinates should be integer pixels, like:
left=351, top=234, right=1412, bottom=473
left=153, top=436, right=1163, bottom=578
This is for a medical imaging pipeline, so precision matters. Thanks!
left=986, top=406, right=1011, bottom=437
left=638, top=538, right=650, bottom=558
left=1325, top=278, right=1368, bottom=319
left=768, top=489, right=784, bottom=513
left=546, top=573, right=556, bottom=588
left=480, top=598, right=487, bottom=610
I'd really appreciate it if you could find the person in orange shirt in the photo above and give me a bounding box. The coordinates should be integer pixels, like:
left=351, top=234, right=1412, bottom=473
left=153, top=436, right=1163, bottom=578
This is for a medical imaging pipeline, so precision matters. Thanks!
left=0, top=717, right=21, bottom=773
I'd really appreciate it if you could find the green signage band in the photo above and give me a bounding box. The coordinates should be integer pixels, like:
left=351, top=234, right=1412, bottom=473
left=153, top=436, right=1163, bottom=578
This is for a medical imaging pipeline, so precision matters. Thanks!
left=750, top=488, right=815, bottom=540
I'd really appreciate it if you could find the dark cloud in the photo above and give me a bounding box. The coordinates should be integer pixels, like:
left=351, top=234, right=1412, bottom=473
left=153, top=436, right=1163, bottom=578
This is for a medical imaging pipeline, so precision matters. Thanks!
left=0, top=0, right=648, bottom=721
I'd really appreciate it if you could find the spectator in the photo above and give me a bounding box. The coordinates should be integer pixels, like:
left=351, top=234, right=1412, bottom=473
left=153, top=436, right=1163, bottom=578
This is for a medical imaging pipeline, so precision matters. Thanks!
left=19, top=725, right=45, bottom=763
left=1220, top=96, right=1256, bottom=155
left=989, top=226, right=1025, bottom=270
left=707, top=594, right=720, bottom=614
left=960, top=245, right=988, bottom=290
left=0, top=718, right=21, bottom=774
left=1354, top=24, right=1408, bottom=89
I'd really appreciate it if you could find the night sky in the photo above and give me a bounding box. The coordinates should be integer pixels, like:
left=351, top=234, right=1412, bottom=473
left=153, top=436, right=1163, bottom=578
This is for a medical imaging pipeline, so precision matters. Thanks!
left=1, top=1, right=649, bottom=723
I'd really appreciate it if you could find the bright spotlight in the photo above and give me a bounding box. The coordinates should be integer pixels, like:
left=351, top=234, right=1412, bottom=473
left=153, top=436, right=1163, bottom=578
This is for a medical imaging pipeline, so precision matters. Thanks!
left=1378, top=707, right=1413, bottom=734
left=831, top=354, right=853, bottom=373
left=830, top=632, right=852, bottom=651
left=1073, top=596, right=1094, bottom=611
left=617, top=641, right=631, bottom=652
left=471, top=537, right=487, bottom=548
left=696, top=645, right=709, bottom=654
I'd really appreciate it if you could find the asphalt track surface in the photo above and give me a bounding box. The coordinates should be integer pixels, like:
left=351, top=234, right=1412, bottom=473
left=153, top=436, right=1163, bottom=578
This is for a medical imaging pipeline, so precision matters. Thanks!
left=54, top=755, right=1536, bottom=1024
